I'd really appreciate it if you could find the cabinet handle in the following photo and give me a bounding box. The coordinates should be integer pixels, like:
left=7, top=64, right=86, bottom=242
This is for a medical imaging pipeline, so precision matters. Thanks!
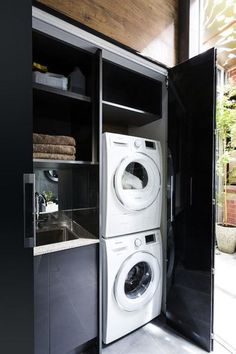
left=170, top=175, right=174, bottom=222
left=23, top=174, right=36, bottom=247
left=190, top=177, right=193, bottom=206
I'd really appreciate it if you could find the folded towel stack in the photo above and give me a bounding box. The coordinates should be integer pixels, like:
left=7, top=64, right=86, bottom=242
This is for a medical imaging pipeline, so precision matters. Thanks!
left=33, top=133, right=76, bottom=160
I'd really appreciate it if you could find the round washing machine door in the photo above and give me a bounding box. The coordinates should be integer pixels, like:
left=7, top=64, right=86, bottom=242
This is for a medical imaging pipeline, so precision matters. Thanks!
left=114, top=251, right=161, bottom=312
left=114, top=153, right=161, bottom=211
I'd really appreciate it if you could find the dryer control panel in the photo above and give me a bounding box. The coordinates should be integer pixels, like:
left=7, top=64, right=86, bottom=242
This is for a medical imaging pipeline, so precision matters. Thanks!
left=145, top=140, right=156, bottom=149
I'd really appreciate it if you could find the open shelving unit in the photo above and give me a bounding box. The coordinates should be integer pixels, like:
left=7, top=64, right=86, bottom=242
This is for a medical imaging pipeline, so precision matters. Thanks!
left=33, top=158, right=98, bottom=169
left=103, top=100, right=160, bottom=126
left=32, top=29, right=98, bottom=163
left=32, top=29, right=99, bottom=235
left=102, top=60, right=162, bottom=131
left=33, top=82, right=91, bottom=103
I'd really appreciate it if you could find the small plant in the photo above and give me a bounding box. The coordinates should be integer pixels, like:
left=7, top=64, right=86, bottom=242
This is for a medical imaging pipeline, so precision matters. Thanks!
left=216, top=84, right=236, bottom=226
left=43, top=191, right=54, bottom=203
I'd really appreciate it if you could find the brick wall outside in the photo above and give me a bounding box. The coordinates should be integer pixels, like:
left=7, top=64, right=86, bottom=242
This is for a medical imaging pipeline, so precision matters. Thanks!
left=226, top=186, right=236, bottom=225
left=227, top=67, right=236, bottom=224
left=229, top=67, right=236, bottom=84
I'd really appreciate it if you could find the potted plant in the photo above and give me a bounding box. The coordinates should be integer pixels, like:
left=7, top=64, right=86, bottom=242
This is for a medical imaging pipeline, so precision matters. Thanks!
left=216, top=84, right=236, bottom=253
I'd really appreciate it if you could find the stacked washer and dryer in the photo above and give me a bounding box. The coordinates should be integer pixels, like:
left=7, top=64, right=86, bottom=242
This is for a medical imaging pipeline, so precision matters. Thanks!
left=102, top=132, right=163, bottom=344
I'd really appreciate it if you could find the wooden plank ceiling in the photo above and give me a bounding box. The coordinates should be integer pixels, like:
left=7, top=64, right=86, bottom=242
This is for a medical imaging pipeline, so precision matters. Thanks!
left=37, top=0, right=178, bottom=67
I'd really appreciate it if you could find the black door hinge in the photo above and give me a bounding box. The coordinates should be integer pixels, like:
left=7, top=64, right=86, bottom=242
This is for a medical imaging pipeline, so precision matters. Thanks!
left=165, top=77, right=168, bottom=88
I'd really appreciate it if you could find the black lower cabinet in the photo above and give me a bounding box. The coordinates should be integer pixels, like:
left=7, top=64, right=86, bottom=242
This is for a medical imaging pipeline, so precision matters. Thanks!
left=35, top=254, right=50, bottom=354
left=35, top=244, right=99, bottom=354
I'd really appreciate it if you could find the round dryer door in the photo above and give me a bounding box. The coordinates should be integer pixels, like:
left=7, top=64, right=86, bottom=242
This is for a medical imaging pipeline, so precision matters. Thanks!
left=114, top=153, right=161, bottom=211
left=114, top=251, right=161, bottom=312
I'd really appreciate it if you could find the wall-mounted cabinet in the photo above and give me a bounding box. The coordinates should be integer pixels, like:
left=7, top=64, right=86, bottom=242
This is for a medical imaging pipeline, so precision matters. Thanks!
left=103, top=60, right=162, bottom=127
left=32, top=30, right=98, bottom=163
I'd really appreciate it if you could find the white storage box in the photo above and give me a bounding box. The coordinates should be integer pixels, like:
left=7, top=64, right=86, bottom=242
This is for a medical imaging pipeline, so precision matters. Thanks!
left=33, top=71, right=68, bottom=90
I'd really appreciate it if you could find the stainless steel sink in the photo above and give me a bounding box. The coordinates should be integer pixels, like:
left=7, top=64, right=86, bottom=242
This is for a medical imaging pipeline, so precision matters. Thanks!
left=36, top=227, right=78, bottom=246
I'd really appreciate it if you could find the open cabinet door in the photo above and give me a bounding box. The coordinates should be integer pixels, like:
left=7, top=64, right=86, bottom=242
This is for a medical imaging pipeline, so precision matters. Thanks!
left=167, top=48, right=216, bottom=352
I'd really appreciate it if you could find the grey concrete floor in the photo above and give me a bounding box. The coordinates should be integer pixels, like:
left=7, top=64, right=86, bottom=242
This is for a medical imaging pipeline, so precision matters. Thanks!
left=214, top=250, right=236, bottom=353
left=102, top=319, right=231, bottom=354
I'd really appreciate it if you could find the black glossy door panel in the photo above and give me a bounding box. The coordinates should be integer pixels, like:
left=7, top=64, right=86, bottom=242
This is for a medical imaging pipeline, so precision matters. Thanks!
left=0, top=1, right=34, bottom=353
left=167, top=49, right=216, bottom=352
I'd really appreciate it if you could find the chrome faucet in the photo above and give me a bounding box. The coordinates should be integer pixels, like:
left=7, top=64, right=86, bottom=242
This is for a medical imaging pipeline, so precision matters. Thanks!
left=35, top=192, right=47, bottom=220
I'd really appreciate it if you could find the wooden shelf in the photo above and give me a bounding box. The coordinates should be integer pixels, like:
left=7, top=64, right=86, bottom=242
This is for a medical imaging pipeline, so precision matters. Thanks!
left=33, top=159, right=98, bottom=169
left=103, top=100, right=160, bottom=126
left=33, top=83, right=91, bottom=103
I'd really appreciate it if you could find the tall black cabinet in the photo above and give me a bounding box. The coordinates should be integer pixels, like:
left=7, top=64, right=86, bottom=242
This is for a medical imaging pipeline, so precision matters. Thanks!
left=32, top=24, right=100, bottom=354
left=0, top=1, right=34, bottom=353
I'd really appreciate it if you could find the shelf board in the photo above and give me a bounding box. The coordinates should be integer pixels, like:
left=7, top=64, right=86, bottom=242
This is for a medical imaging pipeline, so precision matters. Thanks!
left=103, top=100, right=160, bottom=126
left=33, top=159, right=98, bottom=169
left=33, top=83, right=91, bottom=103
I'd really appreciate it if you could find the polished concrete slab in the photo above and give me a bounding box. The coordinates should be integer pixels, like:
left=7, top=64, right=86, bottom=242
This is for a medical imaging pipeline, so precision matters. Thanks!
left=214, top=250, right=236, bottom=353
left=102, top=319, right=232, bottom=354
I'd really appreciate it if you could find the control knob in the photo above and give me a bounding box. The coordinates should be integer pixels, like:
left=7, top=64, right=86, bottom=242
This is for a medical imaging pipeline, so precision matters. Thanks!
left=134, top=238, right=142, bottom=247
left=134, top=139, right=142, bottom=148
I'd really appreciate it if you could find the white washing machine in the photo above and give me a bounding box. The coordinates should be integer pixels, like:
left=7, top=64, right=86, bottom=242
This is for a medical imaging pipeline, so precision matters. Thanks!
left=102, top=133, right=162, bottom=238
left=102, top=229, right=162, bottom=344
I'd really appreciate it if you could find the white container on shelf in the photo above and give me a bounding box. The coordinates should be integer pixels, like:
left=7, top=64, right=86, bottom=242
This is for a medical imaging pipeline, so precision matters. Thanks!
left=33, top=71, right=68, bottom=90
left=45, top=202, right=58, bottom=213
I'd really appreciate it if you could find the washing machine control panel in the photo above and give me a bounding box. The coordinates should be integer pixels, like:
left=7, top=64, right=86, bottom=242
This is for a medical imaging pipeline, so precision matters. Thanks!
left=134, top=238, right=142, bottom=247
left=134, top=233, right=158, bottom=248
left=134, top=139, right=142, bottom=148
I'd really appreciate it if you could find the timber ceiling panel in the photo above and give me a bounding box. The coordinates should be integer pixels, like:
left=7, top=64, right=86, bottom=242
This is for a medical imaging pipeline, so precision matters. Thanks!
left=36, top=0, right=178, bottom=66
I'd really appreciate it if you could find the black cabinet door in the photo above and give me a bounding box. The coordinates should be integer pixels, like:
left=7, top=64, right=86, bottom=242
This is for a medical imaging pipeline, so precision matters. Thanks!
left=167, top=48, right=216, bottom=352
left=49, top=245, right=98, bottom=354
left=0, top=1, right=34, bottom=353
left=34, top=255, right=50, bottom=354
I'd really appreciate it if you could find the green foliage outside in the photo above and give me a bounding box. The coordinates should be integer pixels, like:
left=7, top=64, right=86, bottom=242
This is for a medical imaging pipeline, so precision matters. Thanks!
left=216, top=84, right=236, bottom=225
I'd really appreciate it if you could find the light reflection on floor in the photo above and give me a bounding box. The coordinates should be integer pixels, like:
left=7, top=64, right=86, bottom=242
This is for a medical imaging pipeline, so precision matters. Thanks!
left=102, top=319, right=230, bottom=354
left=214, top=250, right=236, bottom=353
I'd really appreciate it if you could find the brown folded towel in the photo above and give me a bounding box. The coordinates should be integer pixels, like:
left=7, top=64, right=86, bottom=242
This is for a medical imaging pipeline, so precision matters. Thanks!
left=33, top=144, right=76, bottom=155
left=33, top=133, right=76, bottom=146
left=33, top=152, right=76, bottom=161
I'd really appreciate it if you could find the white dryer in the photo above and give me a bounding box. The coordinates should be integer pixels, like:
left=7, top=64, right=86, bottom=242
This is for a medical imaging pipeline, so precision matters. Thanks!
left=102, top=229, right=162, bottom=344
left=102, top=133, right=162, bottom=238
